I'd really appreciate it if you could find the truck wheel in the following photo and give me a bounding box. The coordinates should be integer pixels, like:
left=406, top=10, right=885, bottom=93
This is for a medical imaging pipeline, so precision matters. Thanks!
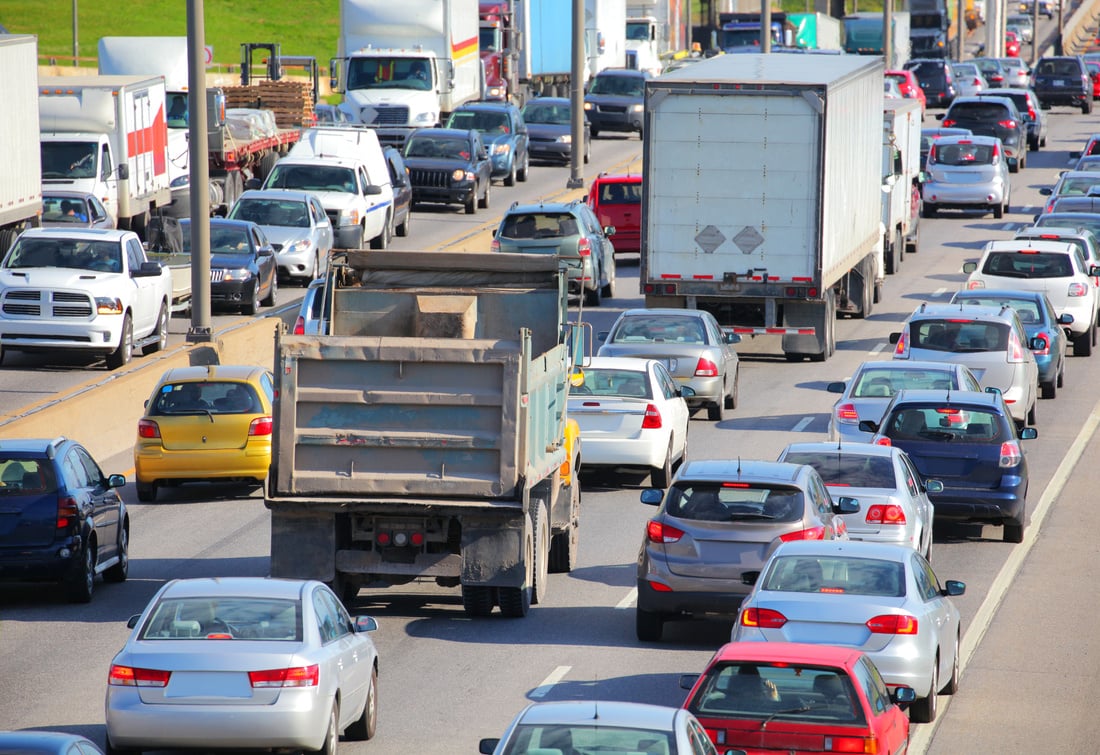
left=531, top=501, right=550, bottom=605
left=106, top=315, right=133, bottom=370
left=479, top=181, right=491, bottom=209
left=498, top=584, right=531, bottom=617
left=258, top=151, right=279, bottom=182
left=262, top=273, right=278, bottom=307
left=549, top=480, right=579, bottom=574
left=370, top=213, right=391, bottom=249
left=884, top=239, right=897, bottom=275
left=461, top=585, right=495, bottom=617
left=142, top=304, right=168, bottom=355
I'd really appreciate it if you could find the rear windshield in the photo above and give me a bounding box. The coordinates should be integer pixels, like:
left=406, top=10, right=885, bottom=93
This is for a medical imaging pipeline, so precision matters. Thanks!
left=782, top=453, right=897, bottom=489
left=1036, top=58, right=1082, bottom=76
left=1055, top=177, right=1100, bottom=196
left=908, top=61, right=946, bottom=78
left=932, top=142, right=995, bottom=165
left=850, top=367, right=959, bottom=396
left=140, top=597, right=302, bottom=641
left=500, top=212, right=577, bottom=240
left=664, top=483, right=804, bottom=523
left=149, top=381, right=262, bottom=415
left=0, top=458, right=56, bottom=495
left=910, top=318, right=1010, bottom=352
left=881, top=405, right=1007, bottom=443
left=948, top=102, right=1011, bottom=120
left=762, top=555, right=906, bottom=597
left=981, top=251, right=1075, bottom=278
left=595, top=182, right=641, bottom=205
left=954, top=296, right=1043, bottom=324
left=573, top=368, right=651, bottom=398
left=610, top=314, right=706, bottom=344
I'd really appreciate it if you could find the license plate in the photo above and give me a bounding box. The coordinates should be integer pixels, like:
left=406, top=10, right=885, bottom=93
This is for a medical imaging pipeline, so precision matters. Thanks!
left=1054, top=79, right=1065, bottom=86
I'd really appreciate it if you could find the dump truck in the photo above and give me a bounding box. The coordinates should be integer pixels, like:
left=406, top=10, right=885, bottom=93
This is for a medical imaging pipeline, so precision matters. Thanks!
left=0, top=34, right=42, bottom=254
left=266, top=250, right=581, bottom=618
left=640, top=54, right=884, bottom=361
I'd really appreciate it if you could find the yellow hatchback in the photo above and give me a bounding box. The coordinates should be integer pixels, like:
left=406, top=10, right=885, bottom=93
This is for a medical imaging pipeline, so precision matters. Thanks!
left=134, top=365, right=274, bottom=502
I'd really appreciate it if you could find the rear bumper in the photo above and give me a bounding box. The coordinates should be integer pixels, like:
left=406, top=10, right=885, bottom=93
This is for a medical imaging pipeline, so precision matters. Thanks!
left=922, top=182, right=1006, bottom=208
left=134, top=444, right=271, bottom=484
left=411, top=186, right=475, bottom=206
left=929, top=479, right=1026, bottom=524
left=579, top=434, right=669, bottom=468
left=1034, top=89, right=1088, bottom=106
left=636, top=575, right=750, bottom=616
left=0, top=538, right=81, bottom=582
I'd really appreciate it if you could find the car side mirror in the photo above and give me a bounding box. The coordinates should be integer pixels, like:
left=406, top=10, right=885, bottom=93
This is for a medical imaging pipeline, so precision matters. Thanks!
left=924, top=479, right=944, bottom=494
left=984, top=386, right=1002, bottom=396
left=1089, top=265, right=1100, bottom=276
left=892, top=686, right=917, bottom=704
left=1029, top=336, right=1046, bottom=350
left=679, top=673, right=699, bottom=690
left=115, top=163, right=129, bottom=180
left=889, top=332, right=901, bottom=344
left=943, top=579, right=966, bottom=596
left=245, top=178, right=263, bottom=190
left=364, top=184, right=383, bottom=196
left=127, top=614, right=142, bottom=629
left=1039, top=187, right=1053, bottom=195
left=135, top=261, right=164, bottom=277
left=962, top=261, right=978, bottom=273
left=640, top=488, right=663, bottom=505
left=826, top=381, right=847, bottom=393
left=678, top=385, right=696, bottom=398
left=741, top=570, right=760, bottom=586
left=833, top=496, right=860, bottom=515
left=479, top=739, right=500, bottom=754
left=479, top=148, right=489, bottom=159
left=858, top=420, right=879, bottom=433
left=354, top=616, right=379, bottom=633
left=107, top=473, right=127, bottom=489
left=1058, top=313, right=1075, bottom=325
left=258, top=246, right=275, bottom=257
left=935, top=113, right=945, bottom=120
left=1070, top=151, right=1082, bottom=158
left=724, top=331, right=741, bottom=344
left=605, top=225, right=616, bottom=236
left=1019, top=426, right=1038, bottom=440
left=597, top=330, right=609, bottom=341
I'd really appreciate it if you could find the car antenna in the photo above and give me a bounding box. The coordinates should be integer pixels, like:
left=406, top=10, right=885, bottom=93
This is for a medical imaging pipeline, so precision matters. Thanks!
left=737, top=456, right=742, bottom=476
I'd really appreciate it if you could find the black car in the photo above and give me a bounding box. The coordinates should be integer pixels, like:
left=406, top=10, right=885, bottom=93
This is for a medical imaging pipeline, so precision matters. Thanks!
left=521, top=97, right=591, bottom=164
left=401, top=127, right=492, bottom=214
left=940, top=95, right=1027, bottom=171
left=0, top=437, right=128, bottom=602
left=975, top=88, right=1047, bottom=151
left=583, top=68, right=650, bottom=138
left=859, top=389, right=1036, bottom=543
left=383, top=145, right=412, bottom=237
left=1030, top=56, right=1093, bottom=114
left=971, top=57, right=1008, bottom=88
left=180, top=218, right=278, bottom=315
left=445, top=101, right=530, bottom=186
left=905, top=58, right=957, bottom=107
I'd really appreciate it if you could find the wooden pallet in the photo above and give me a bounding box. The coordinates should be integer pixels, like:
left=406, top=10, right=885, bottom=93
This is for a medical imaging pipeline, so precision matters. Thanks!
left=222, top=81, right=314, bottom=127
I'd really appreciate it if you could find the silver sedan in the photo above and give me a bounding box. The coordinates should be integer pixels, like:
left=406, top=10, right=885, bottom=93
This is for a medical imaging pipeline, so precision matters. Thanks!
left=597, top=308, right=740, bottom=421
left=731, top=540, right=965, bottom=724
left=105, top=577, right=379, bottom=753
left=227, top=189, right=334, bottom=283
left=777, top=441, right=938, bottom=559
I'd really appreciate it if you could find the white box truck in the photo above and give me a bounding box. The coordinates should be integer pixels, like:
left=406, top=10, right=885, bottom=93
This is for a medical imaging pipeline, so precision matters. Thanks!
left=640, top=54, right=884, bottom=361
left=587, top=0, right=628, bottom=77
left=882, top=96, right=924, bottom=276
left=331, top=0, right=482, bottom=128
left=39, top=75, right=172, bottom=236
left=0, top=35, right=42, bottom=254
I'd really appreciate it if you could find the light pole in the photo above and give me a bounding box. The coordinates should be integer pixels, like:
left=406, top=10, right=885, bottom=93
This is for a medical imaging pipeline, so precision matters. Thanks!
left=71, top=0, right=78, bottom=62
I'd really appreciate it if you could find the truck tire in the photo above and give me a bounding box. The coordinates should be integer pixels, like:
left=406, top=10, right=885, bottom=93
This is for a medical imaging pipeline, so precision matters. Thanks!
left=106, top=314, right=133, bottom=370
left=531, top=500, right=550, bottom=605
left=549, top=479, right=579, bottom=574
left=884, top=237, right=898, bottom=275
left=461, top=585, right=495, bottom=617
left=258, top=151, right=279, bottom=182
left=142, top=304, right=168, bottom=355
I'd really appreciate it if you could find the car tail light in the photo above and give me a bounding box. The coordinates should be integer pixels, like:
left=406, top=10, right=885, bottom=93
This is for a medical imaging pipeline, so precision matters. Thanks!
left=741, top=607, right=788, bottom=628
left=824, top=736, right=879, bottom=753
left=875, top=436, right=892, bottom=447
left=866, top=504, right=906, bottom=525
left=249, top=416, right=273, bottom=436
left=56, top=496, right=79, bottom=529
left=647, top=519, right=683, bottom=543
left=991, top=143, right=1000, bottom=158
left=1000, top=440, right=1024, bottom=467
left=991, top=75, right=1004, bottom=84
left=1027, top=106, right=1037, bottom=119
left=966, top=279, right=986, bottom=290
left=997, top=118, right=1017, bottom=129
left=974, top=77, right=983, bottom=87
left=893, top=328, right=910, bottom=358
left=779, top=526, right=826, bottom=542
left=248, top=665, right=320, bottom=688
left=866, top=614, right=919, bottom=634
left=293, top=316, right=306, bottom=335
left=694, top=356, right=718, bottom=377
left=577, top=237, right=592, bottom=257
left=1007, top=330, right=1025, bottom=363
left=836, top=403, right=859, bottom=424
left=942, top=118, right=956, bottom=127
left=1068, top=282, right=1089, bottom=297
left=490, top=238, right=500, bottom=253
left=641, top=403, right=662, bottom=429
left=109, top=665, right=171, bottom=688
left=137, top=419, right=161, bottom=439
left=1032, top=332, right=1050, bottom=356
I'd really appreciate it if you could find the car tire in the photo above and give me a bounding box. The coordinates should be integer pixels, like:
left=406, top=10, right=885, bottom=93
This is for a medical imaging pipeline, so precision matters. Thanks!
left=707, top=394, right=727, bottom=421
left=1026, top=400, right=1037, bottom=426
left=1057, top=361, right=1065, bottom=388
left=601, top=272, right=615, bottom=299
left=1041, top=379, right=1056, bottom=399
left=104, top=737, right=139, bottom=755
left=909, top=657, right=938, bottom=723
left=1009, top=158, right=1019, bottom=174
left=726, top=370, right=739, bottom=410
left=584, top=138, right=591, bottom=164
left=370, top=213, right=391, bottom=250
left=518, top=151, right=530, bottom=182
left=923, top=204, right=937, bottom=219
left=1073, top=328, right=1093, bottom=356
left=584, top=281, right=601, bottom=307
left=1029, top=135, right=1039, bottom=151
left=479, top=180, right=491, bottom=209
left=591, top=126, right=600, bottom=138
left=505, top=162, right=517, bottom=187
left=262, top=273, right=278, bottom=307
left=104, top=522, right=129, bottom=583
left=1084, top=99, right=1093, bottom=115
left=1004, top=519, right=1025, bottom=543
left=66, top=542, right=96, bottom=604
left=345, top=667, right=378, bottom=740
left=465, top=193, right=477, bottom=215
left=396, top=207, right=411, bottom=237
left=315, top=703, right=338, bottom=755
left=143, top=304, right=168, bottom=356
left=941, top=633, right=961, bottom=695
left=242, top=283, right=260, bottom=315
left=106, top=314, right=133, bottom=370
left=651, top=441, right=673, bottom=489
left=993, top=202, right=1003, bottom=219
left=636, top=607, right=664, bottom=642
left=136, top=481, right=158, bottom=503
left=461, top=584, right=495, bottom=617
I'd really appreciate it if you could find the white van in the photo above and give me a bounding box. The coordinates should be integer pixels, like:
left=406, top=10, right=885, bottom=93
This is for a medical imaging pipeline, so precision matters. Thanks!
left=261, top=127, right=395, bottom=249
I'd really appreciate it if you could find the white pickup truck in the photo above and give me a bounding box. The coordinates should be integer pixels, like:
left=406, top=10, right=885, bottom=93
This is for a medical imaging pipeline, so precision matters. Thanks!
left=0, top=228, right=172, bottom=369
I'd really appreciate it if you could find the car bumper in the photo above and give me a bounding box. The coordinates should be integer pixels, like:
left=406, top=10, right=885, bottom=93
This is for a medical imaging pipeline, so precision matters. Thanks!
left=411, top=186, right=475, bottom=206
left=210, top=281, right=257, bottom=308
left=637, top=569, right=752, bottom=617
left=106, top=687, right=330, bottom=751
left=609, top=231, right=640, bottom=254
left=528, top=143, right=572, bottom=162
left=275, top=247, right=318, bottom=280
left=0, top=317, right=124, bottom=355
left=1034, top=89, right=1088, bottom=106
left=489, top=153, right=516, bottom=179
left=929, top=479, right=1027, bottom=524
left=0, top=538, right=82, bottom=582
left=578, top=434, right=670, bottom=469
left=673, top=374, right=724, bottom=405
left=922, top=181, right=1006, bottom=208
left=587, top=112, right=643, bottom=133
left=134, top=444, right=271, bottom=484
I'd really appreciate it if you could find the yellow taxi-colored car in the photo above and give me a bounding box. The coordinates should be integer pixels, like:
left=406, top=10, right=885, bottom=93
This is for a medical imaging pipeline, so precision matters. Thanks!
left=134, top=365, right=274, bottom=502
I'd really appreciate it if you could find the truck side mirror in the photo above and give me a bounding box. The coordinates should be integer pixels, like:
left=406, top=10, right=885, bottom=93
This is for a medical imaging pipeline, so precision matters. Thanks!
left=115, top=163, right=129, bottom=180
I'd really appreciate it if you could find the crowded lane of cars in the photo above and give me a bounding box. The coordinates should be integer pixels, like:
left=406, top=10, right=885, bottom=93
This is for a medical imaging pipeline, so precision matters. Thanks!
left=5, top=65, right=1100, bottom=755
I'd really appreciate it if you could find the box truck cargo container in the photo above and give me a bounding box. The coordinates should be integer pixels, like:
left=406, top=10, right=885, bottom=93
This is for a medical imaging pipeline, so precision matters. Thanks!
left=0, top=35, right=42, bottom=254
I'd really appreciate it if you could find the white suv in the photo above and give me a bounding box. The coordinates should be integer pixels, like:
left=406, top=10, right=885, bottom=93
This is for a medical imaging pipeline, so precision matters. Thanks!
left=963, top=239, right=1100, bottom=356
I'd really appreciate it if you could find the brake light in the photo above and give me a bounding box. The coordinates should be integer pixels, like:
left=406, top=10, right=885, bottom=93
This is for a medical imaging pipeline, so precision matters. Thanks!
left=974, top=77, right=982, bottom=87
left=875, top=436, right=892, bottom=446
left=779, top=526, right=826, bottom=542
left=836, top=403, right=859, bottom=423
left=1008, top=330, right=1025, bottom=363
left=967, top=279, right=986, bottom=290
left=56, top=496, right=79, bottom=529
left=1000, top=440, right=1024, bottom=467
left=866, top=614, right=919, bottom=634
left=825, top=736, right=879, bottom=753
left=928, top=145, right=937, bottom=162
left=1068, top=282, right=1089, bottom=297
left=490, top=238, right=500, bottom=253
left=248, top=665, right=319, bottom=688
left=646, top=519, right=684, bottom=543
left=293, top=316, right=306, bottom=335
left=577, top=238, right=592, bottom=257
left=942, top=118, right=956, bottom=127
left=1028, top=106, right=1037, bottom=119
left=866, top=504, right=907, bottom=525
left=893, top=328, right=910, bottom=358
left=997, top=119, right=1017, bottom=129
left=1032, top=332, right=1050, bottom=356
left=741, top=607, right=788, bottom=628
left=109, top=665, right=171, bottom=688
left=641, top=403, right=662, bottom=429
left=137, top=419, right=161, bottom=439
left=992, top=143, right=1000, bottom=158
left=248, top=416, right=274, bottom=436
left=694, top=357, right=718, bottom=377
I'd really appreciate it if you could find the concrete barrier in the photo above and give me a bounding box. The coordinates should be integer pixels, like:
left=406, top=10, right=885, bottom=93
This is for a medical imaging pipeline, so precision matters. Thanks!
left=0, top=317, right=280, bottom=466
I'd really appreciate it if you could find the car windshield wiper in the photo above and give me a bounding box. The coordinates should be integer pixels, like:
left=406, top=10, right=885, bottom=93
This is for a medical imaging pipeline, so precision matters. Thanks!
left=918, top=430, right=956, bottom=441
left=760, top=704, right=818, bottom=730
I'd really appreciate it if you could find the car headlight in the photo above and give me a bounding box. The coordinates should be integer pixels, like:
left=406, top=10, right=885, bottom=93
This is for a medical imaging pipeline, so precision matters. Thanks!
left=170, top=175, right=190, bottom=188
left=583, top=102, right=594, bottom=111
left=336, top=209, right=361, bottom=226
left=629, top=104, right=644, bottom=113
left=219, top=268, right=253, bottom=281
left=491, top=143, right=511, bottom=156
left=413, top=111, right=438, bottom=125
left=451, top=169, right=476, bottom=182
left=556, top=134, right=573, bottom=144
left=95, top=297, right=124, bottom=315
left=283, top=239, right=314, bottom=255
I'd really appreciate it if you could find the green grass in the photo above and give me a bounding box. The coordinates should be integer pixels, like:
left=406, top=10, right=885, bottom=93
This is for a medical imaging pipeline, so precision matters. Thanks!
left=4, top=1, right=341, bottom=71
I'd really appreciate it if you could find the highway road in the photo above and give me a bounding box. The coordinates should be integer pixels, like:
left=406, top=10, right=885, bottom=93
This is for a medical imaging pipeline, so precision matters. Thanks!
left=3, top=44, right=1100, bottom=755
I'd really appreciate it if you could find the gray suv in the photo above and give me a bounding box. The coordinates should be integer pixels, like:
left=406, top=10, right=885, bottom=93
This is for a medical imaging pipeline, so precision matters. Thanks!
left=940, top=95, right=1027, bottom=171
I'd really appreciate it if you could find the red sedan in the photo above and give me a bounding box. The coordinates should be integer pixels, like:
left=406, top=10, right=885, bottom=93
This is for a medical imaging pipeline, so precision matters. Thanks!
left=682, top=642, right=915, bottom=755
left=1005, top=30, right=1021, bottom=57
left=886, top=69, right=927, bottom=114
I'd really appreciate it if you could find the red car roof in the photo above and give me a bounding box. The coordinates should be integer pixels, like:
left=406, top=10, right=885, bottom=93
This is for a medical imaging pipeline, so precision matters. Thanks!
left=709, top=641, right=866, bottom=669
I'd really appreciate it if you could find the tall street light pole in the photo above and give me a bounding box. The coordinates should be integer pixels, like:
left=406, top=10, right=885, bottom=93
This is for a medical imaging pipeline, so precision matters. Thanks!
left=72, top=0, right=78, bottom=62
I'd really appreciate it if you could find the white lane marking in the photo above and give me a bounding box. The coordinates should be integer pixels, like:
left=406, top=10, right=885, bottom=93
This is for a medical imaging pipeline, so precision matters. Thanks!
left=616, top=588, right=637, bottom=610
left=869, top=343, right=887, bottom=355
left=910, top=400, right=1100, bottom=753
left=792, top=417, right=813, bottom=432
left=933, top=287, right=947, bottom=297
left=530, top=665, right=571, bottom=698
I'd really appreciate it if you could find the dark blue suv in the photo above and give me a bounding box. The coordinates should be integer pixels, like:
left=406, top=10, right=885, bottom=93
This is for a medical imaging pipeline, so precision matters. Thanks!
left=859, top=389, right=1036, bottom=543
left=0, top=437, right=128, bottom=601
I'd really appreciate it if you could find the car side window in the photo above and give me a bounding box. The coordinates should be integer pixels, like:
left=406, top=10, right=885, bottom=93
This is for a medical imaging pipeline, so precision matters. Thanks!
left=62, top=449, right=89, bottom=490
left=704, top=315, right=723, bottom=345
left=74, top=446, right=106, bottom=489
left=808, top=473, right=830, bottom=517
left=312, top=589, right=338, bottom=643
left=127, top=239, right=144, bottom=272
left=856, top=656, right=893, bottom=715
left=687, top=717, right=717, bottom=754
left=654, top=363, right=676, bottom=400
left=260, top=372, right=275, bottom=403
left=911, top=554, right=941, bottom=601
left=319, top=588, right=352, bottom=638
left=901, top=455, right=921, bottom=495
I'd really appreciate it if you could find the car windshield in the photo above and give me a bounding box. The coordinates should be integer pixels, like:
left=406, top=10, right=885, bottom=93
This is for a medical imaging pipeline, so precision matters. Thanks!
left=500, top=212, right=578, bottom=240
left=850, top=367, right=957, bottom=396
left=500, top=725, right=672, bottom=755
left=589, top=75, right=645, bottom=97
left=149, top=381, right=262, bottom=415
left=447, top=110, right=511, bottom=134
left=572, top=368, right=650, bottom=398
left=610, top=315, right=707, bottom=344
left=933, top=142, right=995, bottom=165
left=762, top=555, right=906, bottom=597
left=782, top=453, right=897, bottom=488
left=597, top=181, right=642, bottom=205
left=404, top=136, right=471, bottom=160
left=229, top=199, right=310, bottom=228
left=210, top=228, right=253, bottom=255
left=266, top=164, right=357, bottom=193
left=0, top=458, right=56, bottom=495
left=140, top=597, right=301, bottom=641
left=954, top=296, right=1043, bottom=324
left=4, top=238, right=122, bottom=272
left=664, top=483, right=804, bottom=522
left=1055, top=177, right=1100, bottom=196
left=688, top=662, right=867, bottom=726
left=522, top=103, right=571, bottom=125
left=910, top=318, right=1010, bottom=352
left=882, top=405, right=1007, bottom=443
left=981, top=251, right=1075, bottom=278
